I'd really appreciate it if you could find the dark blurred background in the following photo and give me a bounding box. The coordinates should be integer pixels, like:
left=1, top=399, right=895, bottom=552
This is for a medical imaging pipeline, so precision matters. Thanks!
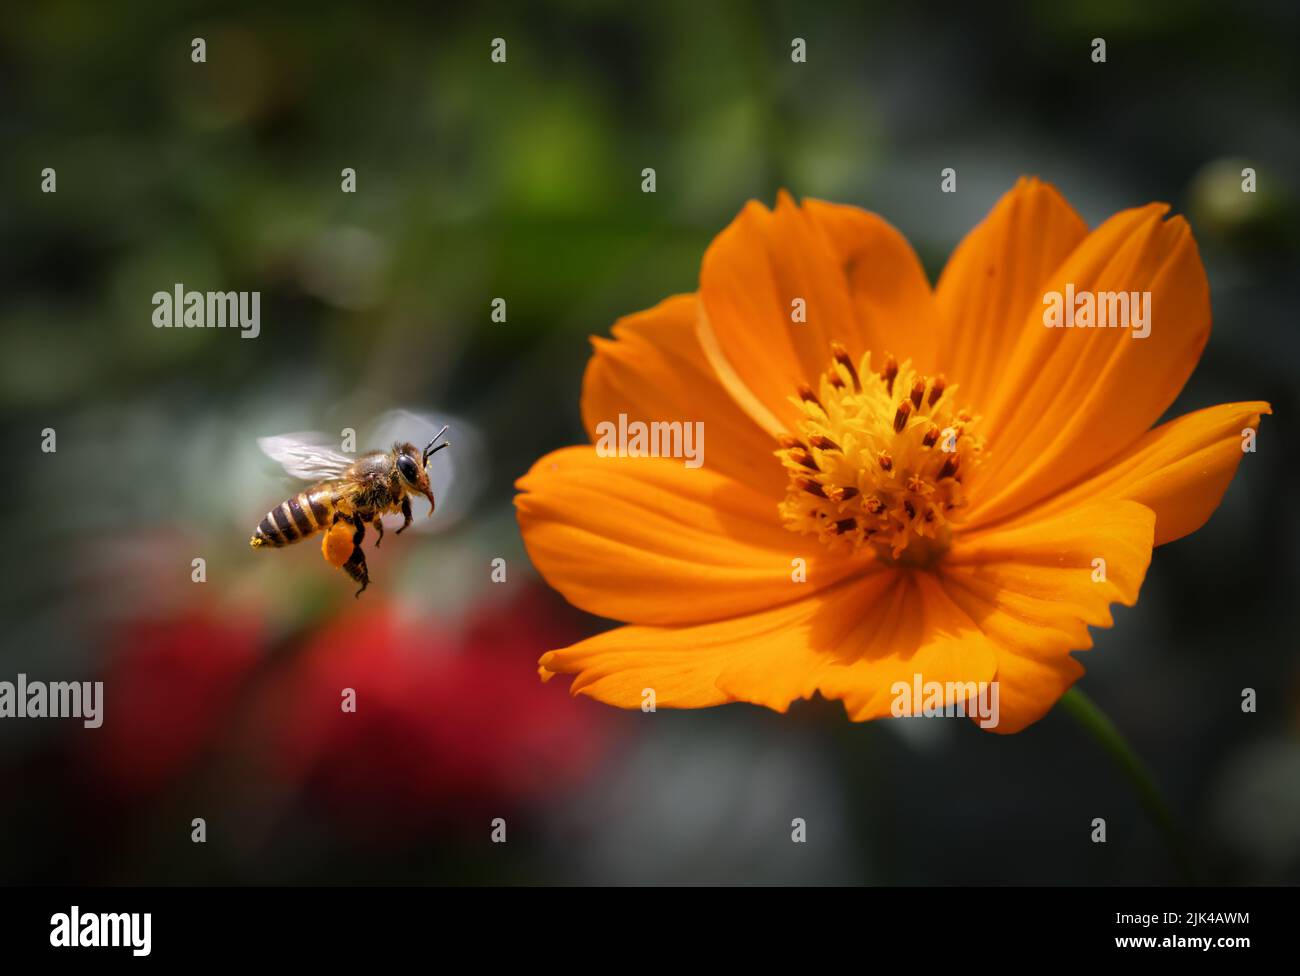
left=1, top=0, right=1297, bottom=884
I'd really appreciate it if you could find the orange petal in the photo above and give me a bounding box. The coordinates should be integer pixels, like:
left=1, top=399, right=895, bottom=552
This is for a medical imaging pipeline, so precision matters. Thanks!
left=801, top=197, right=941, bottom=373
left=697, top=192, right=936, bottom=434
left=515, top=446, right=871, bottom=626
left=933, top=177, right=1087, bottom=411
left=1011, top=400, right=1270, bottom=546
left=941, top=499, right=1156, bottom=734
left=968, top=204, right=1211, bottom=526
left=580, top=293, right=786, bottom=499
left=539, top=569, right=999, bottom=723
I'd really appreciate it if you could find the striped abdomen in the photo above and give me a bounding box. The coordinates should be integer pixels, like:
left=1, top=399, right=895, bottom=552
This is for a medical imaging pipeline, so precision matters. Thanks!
left=250, top=488, right=338, bottom=548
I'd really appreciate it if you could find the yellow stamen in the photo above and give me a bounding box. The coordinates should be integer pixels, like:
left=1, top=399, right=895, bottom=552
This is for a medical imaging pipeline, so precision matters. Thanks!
left=831, top=341, right=861, bottom=392
left=789, top=447, right=819, bottom=470
left=795, top=477, right=827, bottom=499
left=775, top=345, right=987, bottom=562
left=928, top=375, right=946, bottom=406
left=880, top=355, right=898, bottom=395
left=797, top=384, right=823, bottom=410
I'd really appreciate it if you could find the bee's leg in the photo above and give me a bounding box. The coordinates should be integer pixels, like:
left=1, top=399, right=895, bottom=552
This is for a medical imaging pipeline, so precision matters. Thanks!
left=343, top=516, right=370, bottom=597
left=372, top=516, right=384, bottom=548
left=395, top=496, right=413, bottom=535
left=343, top=550, right=369, bottom=597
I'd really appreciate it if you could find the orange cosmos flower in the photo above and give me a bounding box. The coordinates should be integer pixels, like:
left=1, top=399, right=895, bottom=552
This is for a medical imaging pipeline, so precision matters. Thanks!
left=515, top=178, right=1270, bottom=733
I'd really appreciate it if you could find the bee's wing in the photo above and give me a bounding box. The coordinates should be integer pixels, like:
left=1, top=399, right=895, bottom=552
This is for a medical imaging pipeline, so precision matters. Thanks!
left=257, top=432, right=354, bottom=482
left=366, top=408, right=445, bottom=453
left=366, top=408, right=484, bottom=533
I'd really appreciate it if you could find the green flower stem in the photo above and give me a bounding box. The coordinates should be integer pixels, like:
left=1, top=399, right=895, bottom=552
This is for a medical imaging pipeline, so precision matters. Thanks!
left=1059, top=687, right=1198, bottom=883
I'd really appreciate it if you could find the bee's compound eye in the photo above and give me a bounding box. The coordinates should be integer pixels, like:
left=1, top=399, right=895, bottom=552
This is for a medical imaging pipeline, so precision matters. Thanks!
left=397, top=455, right=420, bottom=482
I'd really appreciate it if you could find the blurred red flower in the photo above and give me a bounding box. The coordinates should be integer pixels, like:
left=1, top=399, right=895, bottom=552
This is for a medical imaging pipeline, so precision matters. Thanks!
left=252, top=589, right=612, bottom=831
left=91, top=609, right=263, bottom=800
left=85, top=587, right=612, bottom=836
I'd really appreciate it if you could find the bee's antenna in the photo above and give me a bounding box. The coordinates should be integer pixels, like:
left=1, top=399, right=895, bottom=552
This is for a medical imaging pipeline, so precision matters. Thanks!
left=422, top=425, right=451, bottom=467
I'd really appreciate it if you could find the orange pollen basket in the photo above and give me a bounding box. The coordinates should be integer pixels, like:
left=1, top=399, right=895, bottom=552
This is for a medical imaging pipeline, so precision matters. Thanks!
left=775, top=345, right=987, bottom=563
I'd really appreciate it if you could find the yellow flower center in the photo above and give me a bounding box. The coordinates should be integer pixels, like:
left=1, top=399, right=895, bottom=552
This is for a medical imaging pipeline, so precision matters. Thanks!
left=776, top=343, right=986, bottom=565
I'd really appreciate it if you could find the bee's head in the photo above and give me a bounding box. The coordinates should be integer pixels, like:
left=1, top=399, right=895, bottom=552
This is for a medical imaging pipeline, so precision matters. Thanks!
left=393, top=426, right=449, bottom=515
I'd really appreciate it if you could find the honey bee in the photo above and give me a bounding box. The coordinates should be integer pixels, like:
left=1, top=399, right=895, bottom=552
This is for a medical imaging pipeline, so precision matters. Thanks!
left=250, top=423, right=451, bottom=596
